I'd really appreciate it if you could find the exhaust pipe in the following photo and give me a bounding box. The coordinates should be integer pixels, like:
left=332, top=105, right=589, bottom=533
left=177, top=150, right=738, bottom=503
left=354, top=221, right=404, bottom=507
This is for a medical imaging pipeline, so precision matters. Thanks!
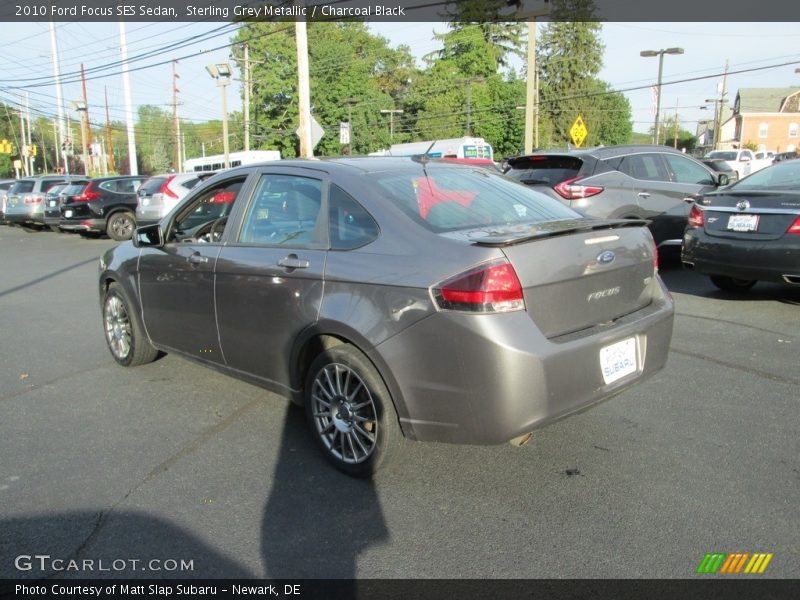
left=509, top=432, right=533, bottom=447
left=782, top=275, right=800, bottom=285
left=682, top=261, right=695, bottom=270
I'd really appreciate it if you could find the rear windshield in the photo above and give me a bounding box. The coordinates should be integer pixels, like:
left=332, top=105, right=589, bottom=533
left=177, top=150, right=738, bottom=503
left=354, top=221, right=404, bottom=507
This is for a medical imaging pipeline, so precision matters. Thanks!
left=10, top=180, right=35, bottom=194
left=729, top=161, right=800, bottom=190
left=61, top=184, right=88, bottom=195
left=706, top=151, right=737, bottom=161
left=370, top=167, right=580, bottom=233
left=504, top=156, right=584, bottom=186
left=138, top=177, right=168, bottom=195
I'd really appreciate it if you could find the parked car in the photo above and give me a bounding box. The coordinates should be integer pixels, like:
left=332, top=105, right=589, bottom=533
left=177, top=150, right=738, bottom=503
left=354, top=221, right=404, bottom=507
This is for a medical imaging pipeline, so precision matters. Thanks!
left=0, top=178, right=16, bottom=224
left=135, top=172, right=217, bottom=226
left=60, top=175, right=148, bottom=240
left=504, top=145, right=728, bottom=248
left=4, top=175, right=85, bottom=230
left=773, top=151, right=797, bottom=164
left=682, top=160, right=800, bottom=290
left=43, top=180, right=90, bottom=232
left=700, top=158, right=739, bottom=184
left=99, top=158, right=674, bottom=477
left=703, top=149, right=771, bottom=179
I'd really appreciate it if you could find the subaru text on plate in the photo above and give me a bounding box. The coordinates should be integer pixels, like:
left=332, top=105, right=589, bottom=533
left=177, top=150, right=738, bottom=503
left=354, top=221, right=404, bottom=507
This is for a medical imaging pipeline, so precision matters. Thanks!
left=98, top=158, right=674, bottom=477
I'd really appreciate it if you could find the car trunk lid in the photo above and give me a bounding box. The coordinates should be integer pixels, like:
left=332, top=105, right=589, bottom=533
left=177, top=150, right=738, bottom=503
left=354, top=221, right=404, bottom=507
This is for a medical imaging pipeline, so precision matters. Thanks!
left=698, top=190, right=800, bottom=241
left=466, top=219, right=656, bottom=338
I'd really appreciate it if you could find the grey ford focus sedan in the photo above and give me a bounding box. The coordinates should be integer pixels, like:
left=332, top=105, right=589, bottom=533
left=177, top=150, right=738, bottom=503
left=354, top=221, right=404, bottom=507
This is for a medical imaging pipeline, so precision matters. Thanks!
left=99, top=158, right=674, bottom=477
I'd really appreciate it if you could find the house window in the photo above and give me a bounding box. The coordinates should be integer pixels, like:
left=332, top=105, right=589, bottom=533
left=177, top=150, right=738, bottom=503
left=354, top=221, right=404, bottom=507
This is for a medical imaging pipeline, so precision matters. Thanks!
left=758, top=122, right=769, bottom=138
left=789, top=123, right=799, bottom=138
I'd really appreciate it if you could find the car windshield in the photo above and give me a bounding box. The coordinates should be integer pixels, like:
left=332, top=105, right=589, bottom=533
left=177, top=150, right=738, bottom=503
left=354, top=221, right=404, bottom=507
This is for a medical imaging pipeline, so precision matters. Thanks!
left=370, top=166, right=581, bottom=233
left=728, top=161, right=800, bottom=190
left=61, top=184, right=87, bottom=195
left=705, top=151, right=737, bottom=161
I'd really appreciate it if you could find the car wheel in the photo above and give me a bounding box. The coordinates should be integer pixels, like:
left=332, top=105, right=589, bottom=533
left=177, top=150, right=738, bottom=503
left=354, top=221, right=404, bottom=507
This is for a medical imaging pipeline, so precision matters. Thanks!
left=102, top=282, right=159, bottom=367
left=304, top=344, right=404, bottom=478
left=107, top=211, right=136, bottom=241
left=710, top=275, right=756, bottom=291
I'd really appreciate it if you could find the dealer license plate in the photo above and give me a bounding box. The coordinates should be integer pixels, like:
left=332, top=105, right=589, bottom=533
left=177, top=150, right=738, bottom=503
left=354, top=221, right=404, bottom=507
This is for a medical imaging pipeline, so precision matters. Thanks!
left=600, top=337, right=638, bottom=385
left=64, top=210, right=73, bottom=218
left=727, top=214, right=759, bottom=232
left=49, top=200, right=57, bottom=207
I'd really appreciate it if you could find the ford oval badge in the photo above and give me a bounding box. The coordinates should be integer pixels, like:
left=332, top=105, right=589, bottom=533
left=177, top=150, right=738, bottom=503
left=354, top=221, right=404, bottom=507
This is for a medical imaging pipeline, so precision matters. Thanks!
left=597, top=250, right=616, bottom=265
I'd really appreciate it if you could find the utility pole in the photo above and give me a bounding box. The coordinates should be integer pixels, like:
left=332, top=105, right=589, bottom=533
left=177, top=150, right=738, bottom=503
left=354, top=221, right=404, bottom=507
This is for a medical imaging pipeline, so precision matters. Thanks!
left=524, top=20, right=536, bottom=154
left=715, top=60, right=729, bottom=151
left=18, top=105, right=28, bottom=176
left=104, top=86, right=115, bottom=173
left=673, top=99, right=679, bottom=149
left=243, top=43, right=250, bottom=152
left=455, top=77, right=485, bottom=137
left=53, top=118, right=61, bottom=173
left=120, top=22, right=138, bottom=175
left=346, top=99, right=359, bottom=155
left=380, top=109, right=403, bottom=141
left=49, top=22, right=68, bottom=175
left=172, top=60, right=182, bottom=170
left=295, top=13, right=313, bottom=158
left=80, top=63, right=91, bottom=174
left=25, top=93, right=33, bottom=174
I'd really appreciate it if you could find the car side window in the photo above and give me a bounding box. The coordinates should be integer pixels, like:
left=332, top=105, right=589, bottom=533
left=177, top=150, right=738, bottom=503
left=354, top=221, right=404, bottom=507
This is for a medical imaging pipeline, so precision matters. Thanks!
left=663, top=154, right=714, bottom=185
left=620, top=154, right=670, bottom=182
left=170, top=176, right=248, bottom=242
left=329, top=185, right=379, bottom=250
left=239, top=174, right=322, bottom=247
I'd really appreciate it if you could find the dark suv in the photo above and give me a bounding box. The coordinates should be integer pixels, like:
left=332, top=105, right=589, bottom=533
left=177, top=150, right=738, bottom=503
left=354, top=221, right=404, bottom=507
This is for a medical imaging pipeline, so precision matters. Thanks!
left=60, top=175, right=148, bottom=240
left=504, top=145, right=729, bottom=247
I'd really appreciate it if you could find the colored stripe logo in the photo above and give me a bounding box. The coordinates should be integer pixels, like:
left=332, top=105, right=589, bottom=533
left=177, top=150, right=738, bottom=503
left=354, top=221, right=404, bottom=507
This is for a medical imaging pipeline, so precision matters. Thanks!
left=697, top=552, right=773, bottom=574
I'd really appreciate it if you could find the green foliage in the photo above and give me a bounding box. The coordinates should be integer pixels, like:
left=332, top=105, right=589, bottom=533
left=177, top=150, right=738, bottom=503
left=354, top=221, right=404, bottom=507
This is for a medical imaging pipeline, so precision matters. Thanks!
left=742, top=140, right=759, bottom=151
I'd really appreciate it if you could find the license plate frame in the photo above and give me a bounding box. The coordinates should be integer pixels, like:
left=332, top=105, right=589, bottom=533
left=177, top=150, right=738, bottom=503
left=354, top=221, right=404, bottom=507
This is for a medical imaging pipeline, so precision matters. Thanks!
left=727, top=214, right=759, bottom=232
left=600, top=337, right=638, bottom=385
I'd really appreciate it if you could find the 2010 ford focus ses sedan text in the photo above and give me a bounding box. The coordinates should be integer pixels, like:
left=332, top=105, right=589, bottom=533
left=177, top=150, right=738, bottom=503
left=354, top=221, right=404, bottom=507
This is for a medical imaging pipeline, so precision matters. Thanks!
left=98, top=158, right=675, bottom=477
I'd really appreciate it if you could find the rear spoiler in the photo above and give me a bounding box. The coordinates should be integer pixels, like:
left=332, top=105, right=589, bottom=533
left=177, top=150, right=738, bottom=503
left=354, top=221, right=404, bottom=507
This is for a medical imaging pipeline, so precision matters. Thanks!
left=472, top=219, right=650, bottom=247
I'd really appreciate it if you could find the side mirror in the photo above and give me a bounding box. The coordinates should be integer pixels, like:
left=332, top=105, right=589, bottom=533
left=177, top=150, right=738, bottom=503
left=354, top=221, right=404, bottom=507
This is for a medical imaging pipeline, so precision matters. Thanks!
left=133, top=223, right=164, bottom=248
left=717, top=173, right=730, bottom=187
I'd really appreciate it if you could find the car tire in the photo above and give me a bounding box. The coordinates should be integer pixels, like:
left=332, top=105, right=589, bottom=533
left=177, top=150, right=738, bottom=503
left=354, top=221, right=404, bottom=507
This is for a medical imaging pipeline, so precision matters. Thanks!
left=710, top=275, right=756, bottom=291
left=107, top=211, right=136, bottom=241
left=304, top=344, right=405, bottom=478
left=102, top=282, right=159, bottom=367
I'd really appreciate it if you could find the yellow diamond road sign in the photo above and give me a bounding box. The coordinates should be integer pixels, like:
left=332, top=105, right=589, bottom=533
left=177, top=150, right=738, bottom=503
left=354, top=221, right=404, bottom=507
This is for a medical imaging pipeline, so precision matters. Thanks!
left=570, top=115, right=588, bottom=148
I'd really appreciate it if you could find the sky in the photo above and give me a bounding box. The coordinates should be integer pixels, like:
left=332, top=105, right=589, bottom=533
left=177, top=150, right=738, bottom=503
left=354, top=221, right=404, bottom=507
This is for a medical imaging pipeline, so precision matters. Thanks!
left=1, top=20, right=799, bottom=154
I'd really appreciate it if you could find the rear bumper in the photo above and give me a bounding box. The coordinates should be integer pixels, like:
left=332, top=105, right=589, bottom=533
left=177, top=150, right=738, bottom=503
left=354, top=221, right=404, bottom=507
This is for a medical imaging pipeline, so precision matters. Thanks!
left=60, top=218, right=105, bottom=233
left=136, top=206, right=166, bottom=223
left=375, top=279, right=674, bottom=444
left=5, top=210, right=45, bottom=226
left=682, top=230, right=800, bottom=283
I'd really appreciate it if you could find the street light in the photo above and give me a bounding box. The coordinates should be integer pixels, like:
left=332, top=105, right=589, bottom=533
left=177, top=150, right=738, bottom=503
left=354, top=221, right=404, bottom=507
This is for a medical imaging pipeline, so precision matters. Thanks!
left=705, top=97, right=728, bottom=151
left=206, top=62, right=232, bottom=169
left=380, top=109, right=403, bottom=141
left=641, top=47, right=684, bottom=145
left=71, top=100, right=90, bottom=175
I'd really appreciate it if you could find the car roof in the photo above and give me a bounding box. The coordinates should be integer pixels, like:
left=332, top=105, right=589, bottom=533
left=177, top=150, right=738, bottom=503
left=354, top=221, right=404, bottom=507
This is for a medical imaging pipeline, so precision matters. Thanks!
left=510, top=145, right=690, bottom=162
left=219, top=156, right=484, bottom=177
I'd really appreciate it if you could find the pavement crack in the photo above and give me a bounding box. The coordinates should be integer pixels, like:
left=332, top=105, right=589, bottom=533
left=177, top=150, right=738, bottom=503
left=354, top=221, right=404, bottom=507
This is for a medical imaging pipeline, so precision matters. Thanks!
left=60, top=397, right=261, bottom=562
left=0, top=364, right=109, bottom=404
left=670, top=347, right=800, bottom=386
left=675, top=311, right=794, bottom=337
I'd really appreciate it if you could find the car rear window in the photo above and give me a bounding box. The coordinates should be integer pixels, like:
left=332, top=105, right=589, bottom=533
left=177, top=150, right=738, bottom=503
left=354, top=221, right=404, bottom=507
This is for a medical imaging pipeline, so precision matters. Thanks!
left=371, top=167, right=580, bottom=233
left=706, top=151, right=737, bottom=161
left=61, top=183, right=88, bottom=195
left=138, top=177, right=168, bottom=195
left=10, top=180, right=35, bottom=194
left=504, top=156, right=584, bottom=186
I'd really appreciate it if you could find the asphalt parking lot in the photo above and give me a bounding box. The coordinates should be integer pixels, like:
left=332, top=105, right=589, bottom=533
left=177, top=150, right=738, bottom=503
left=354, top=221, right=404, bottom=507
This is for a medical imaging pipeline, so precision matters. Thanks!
left=1, top=226, right=798, bottom=579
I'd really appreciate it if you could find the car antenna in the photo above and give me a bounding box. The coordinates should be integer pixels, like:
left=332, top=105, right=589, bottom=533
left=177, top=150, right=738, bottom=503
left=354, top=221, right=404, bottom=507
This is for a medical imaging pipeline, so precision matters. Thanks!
left=411, top=141, right=437, bottom=169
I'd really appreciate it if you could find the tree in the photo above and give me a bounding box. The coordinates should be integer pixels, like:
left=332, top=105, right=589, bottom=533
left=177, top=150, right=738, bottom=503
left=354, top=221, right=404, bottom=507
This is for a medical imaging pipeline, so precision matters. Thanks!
left=536, top=0, right=631, bottom=147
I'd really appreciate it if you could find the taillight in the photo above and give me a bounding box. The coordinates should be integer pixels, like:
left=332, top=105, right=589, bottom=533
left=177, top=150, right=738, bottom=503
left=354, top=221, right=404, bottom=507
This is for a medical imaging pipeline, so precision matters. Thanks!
left=75, top=182, right=100, bottom=202
left=160, top=175, right=178, bottom=199
left=433, top=260, right=524, bottom=313
left=24, top=196, right=43, bottom=204
left=687, top=204, right=704, bottom=229
left=553, top=176, right=604, bottom=200
left=787, top=216, right=800, bottom=234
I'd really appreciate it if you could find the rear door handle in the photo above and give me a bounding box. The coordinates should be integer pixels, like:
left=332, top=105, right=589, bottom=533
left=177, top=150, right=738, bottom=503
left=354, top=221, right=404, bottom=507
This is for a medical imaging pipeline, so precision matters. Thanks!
left=187, top=253, right=208, bottom=265
left=278, top=255, right=310, bottom=269
left=637, top=192, right=651, bottom=198
left=683, top=197, right=696, bottom=203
